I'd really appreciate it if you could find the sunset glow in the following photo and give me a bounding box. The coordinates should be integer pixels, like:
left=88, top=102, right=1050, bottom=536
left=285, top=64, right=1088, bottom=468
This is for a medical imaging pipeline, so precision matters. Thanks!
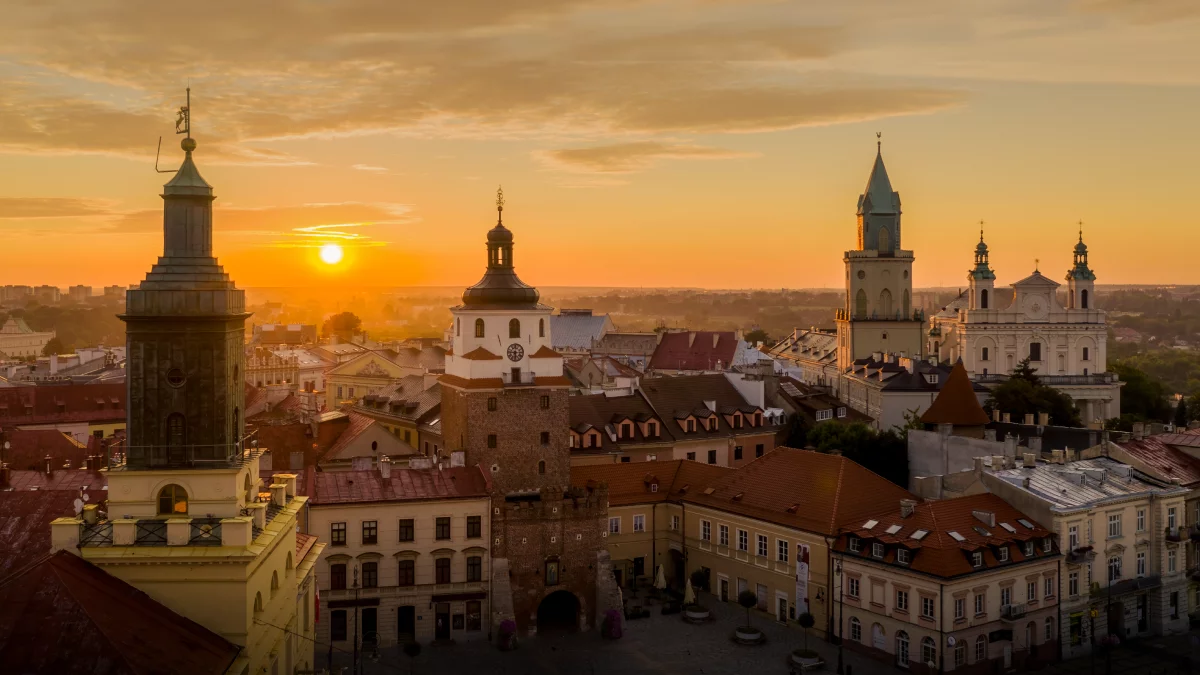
left=319, top=243, right=344, bottom=266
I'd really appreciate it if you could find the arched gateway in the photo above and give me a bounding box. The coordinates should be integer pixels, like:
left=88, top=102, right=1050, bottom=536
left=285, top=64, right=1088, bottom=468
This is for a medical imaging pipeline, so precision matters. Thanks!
left=537, top=590, right=581, bottom=634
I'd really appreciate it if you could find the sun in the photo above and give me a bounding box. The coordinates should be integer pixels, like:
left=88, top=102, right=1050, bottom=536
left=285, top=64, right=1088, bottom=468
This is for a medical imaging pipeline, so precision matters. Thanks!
left=319, top=243, right=344, bottom=265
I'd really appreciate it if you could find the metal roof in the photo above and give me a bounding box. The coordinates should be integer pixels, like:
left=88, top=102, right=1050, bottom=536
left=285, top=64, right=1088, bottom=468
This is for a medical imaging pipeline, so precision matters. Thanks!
left=988, top=457, right=1184, bottom=511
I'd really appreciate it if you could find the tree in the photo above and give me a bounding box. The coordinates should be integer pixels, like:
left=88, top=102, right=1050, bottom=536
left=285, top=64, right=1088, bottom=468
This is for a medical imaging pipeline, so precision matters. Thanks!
left=985, top=359, right=1082, bottom=427
left=322, top=311, right=362, bottom=341
left=41, top=337, right=67, bottom=356
left=1175, top=398, right=1189, bottom=428
left=805, top=421, right=909, bottom=488
left=796, top=611, right=815, bottom=650
left=744, top=328, right=771, bottom=345
left=737, top=590, right=758, bottom=628
left=1112, top=362, right=1173, bottom=424
left=1010, top=356, right=1040, bottom=385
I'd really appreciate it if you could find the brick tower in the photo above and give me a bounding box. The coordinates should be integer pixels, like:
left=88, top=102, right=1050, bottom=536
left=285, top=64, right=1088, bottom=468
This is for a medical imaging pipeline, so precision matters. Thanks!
left=441, top=190, right=611, bottom=636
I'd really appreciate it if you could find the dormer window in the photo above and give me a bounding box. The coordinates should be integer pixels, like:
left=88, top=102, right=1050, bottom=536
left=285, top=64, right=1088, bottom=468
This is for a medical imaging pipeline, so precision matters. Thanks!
left=896, top=549, right=910, bottom=565
left=837, top=407, right=847, bottom=418
left=754, top=412, right=762, bottom=427
left=996, top=546, right=1009, bottom=562
left=972, top=552, right=983, bottom=568
left=816, top=409, right=832, bottom=421
left=708, top=417, right=717, bottom=431
left=621, top=422, right=632, bottom=439
left=1024, top=541, right=1034, bottom=557
left=925, top=374, right=939, bottom=385
left=686, top=419, right=696, bottom=432
left=1042, top=536, right=1052, bottom=552
left=647, top=422, right=658, bottom=437
left=848, top=537, right=861, bottom=553
left=872, top=542, right=884, bottom=558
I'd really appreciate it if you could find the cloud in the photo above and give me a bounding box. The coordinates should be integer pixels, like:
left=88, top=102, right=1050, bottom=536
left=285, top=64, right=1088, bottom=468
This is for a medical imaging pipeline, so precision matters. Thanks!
left=540, top=141, right=755, bottom=173
left=1075, top=0, right=1200, bottom=23
left=0, top=197, right=117, bottom=219
left=351, top=164, right=389, bottom=172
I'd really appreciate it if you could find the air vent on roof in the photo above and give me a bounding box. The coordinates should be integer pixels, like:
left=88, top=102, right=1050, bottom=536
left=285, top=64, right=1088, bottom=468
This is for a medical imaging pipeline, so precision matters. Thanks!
left=703, top=487, right=715, bottom=495
left=863, top=519, right=879, bottom=530
left=1000, top=523, right=1017, bottom=533
left=1017, top=519, right=1034, bottom=529
left=948, top=531, right=966, bottom=542
left=972, top=510, right=996, bottom=527
left=678, top=484, right=689, bottom=494
left=910, top=529, right=929, bottom=540
left=885, top=524, right=902, bottom=535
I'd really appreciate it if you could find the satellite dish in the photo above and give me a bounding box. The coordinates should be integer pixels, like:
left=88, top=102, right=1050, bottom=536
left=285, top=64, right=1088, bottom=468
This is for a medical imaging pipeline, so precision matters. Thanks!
left=73, top=498, right=84, bottom=515
left=82, top=493, right=90, bottom=502
left=947, top=635, right=956, bottom=647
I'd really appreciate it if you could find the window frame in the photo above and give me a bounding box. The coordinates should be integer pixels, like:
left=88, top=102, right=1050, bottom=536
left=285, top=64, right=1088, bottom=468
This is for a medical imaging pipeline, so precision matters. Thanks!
left=331, top=522, right=347, bottom=546
left=398, top=519, right=414, bottom=542
left=435, top=517, right=451, bottom=541
left=362, top=520, right=378, bottom=545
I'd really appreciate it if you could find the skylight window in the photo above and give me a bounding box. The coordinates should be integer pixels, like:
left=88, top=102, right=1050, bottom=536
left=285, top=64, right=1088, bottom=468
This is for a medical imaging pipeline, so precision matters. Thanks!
left=885, top=524, right=902, bottom=535
left=1017, top=519, right=1034, bottom=529
left=948, top=531, right=966, bottom=542
left=973, top=526, right=991, bottom=537
left=910, top=529, right=929, bottom=540
left=1000, top=523, right=1017, bottom=533
left=863, top=519, right=879, bottom=530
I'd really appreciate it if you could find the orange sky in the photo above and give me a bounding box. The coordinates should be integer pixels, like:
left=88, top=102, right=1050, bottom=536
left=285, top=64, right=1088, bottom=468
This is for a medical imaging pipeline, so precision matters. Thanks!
left=1, top=0, right=1198, bottom=289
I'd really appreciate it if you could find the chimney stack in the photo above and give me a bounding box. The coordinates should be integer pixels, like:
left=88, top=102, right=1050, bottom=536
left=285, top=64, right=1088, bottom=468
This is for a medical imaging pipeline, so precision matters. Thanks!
left=900, top=499, right=917, bottom=518
left=1051, top=449, right=1064, bottom=464
left=1023, top=413, right=1035, bottom=426
left=993, top=409, right=1002, bottom=423
left=379, top=455, right=392, bottom=479
left=1038, top=412, right=1050, bottom=426
left=1002, top=413, right=1011, bottom=423
left=1022, top=452, right=1037, bottom=468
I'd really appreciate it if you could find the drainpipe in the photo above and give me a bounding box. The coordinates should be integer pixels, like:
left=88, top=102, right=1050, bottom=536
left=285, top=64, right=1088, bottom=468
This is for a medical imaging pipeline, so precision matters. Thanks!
left=1058, top=555, right=1063, bottom=665
left=651, top=505, right=657, bottom=584
left=938, top=580, right=945, bottom=675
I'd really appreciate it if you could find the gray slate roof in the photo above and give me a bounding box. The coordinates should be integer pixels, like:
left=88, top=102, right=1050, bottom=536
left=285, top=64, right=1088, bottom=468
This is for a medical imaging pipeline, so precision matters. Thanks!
left=988, top=456, right=1185, bottom=511
left=549, top=312, right=611, bottom=351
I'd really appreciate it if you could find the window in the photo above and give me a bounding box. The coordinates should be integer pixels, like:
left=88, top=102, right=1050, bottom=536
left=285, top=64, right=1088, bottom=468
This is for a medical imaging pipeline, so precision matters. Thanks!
left=1029, top=342, right=1042, bottom=361
left=758, top=534, right=768, bottom=557
left=362, top=521, right=378, bottom=545
left=847, top=577, right=860, bottom=598
left=648, top=422, right=658, bottom=436
left=718, top=525, right=729, bottom=547
left=850, top=617, right=862, bottom=642
left=474, top=318, right=485, bottom=338
left=755, top=443, right=764, bottom=457
left=997, top=546, right=1009, bottom=562
left=1082, top=347, right=1090, bottom=361
left=733, top=446, right=743, bottom=461
left=700, top=520, right=711, bottom=541
left=435, top=517, right=451, bottom=540
left=487, top=434, right=497, bottom=448
left=436, top=558, right=451, bottom=584
left=848, top=537, right=861, bottom=553
left=921, top=597, right=934, bottom=619
left=1027, top=581, right=1036, bottom=602
left=921, top=637, right=936, bottom=665
left=467, top=516, right=482, bottom=539
left=1107, top=514, right=1122, bottom=538
left=1169, top=507, right=1177, bottom=530
left=1000, top=587, right=1011, bottom=606
left=872, top=542, right=885, bottom=558
left=1108, top=555, right=1122, bottom=582
left=982, top=346, right=990, bottom=361
left=896, top=549, right=910, bottom=565
left=1045, top=616, right=1055, bottom=642
left=896, top=631, right=910, bottom=667
left=538, top=318, right=545, bottom=337
left=1068, top=525, right=1078, bottom=549
left=972, top=551, right=983, bottom=567
left=362, top=561, right=378, bottom=589
left=955, top=597, right=965, bottom=619
left=487, top=397, right=497, bottom=411
left=975, top=635, right=987, bottom=662
left=974, top=593, right=985, bottom=615
left=331, top=610, right=347, bottom=641
left=633, top=515, right=646, bottom=533
left=545, top=559, right=560, bottom=586
left=1137, top=509, right=1146, bottom=532
left=707, top=450, right=716, bottom=465
left=398, top=560, right=415, bottom=586
left=1171, top=591, right=1180, bottom=619
left=816, top=409, right=832, bottom=421
left=896, top=589, right=908, bottom=611
left=331, top=522, right=347, bottom=546
left=737, top=529, right=748, bottom=552
left=326, top=563, right=348, bottom=594
left=778, top=539, right=789, bottom=563
left=609, top=517, right=621, bottom=534
left=398, top=519, right=414, bottom=542
left=670, top=515, right=680, bottom=531
left=540, top=395, right=550, bottom=409
left=157, top=484, right=188, bottom=515
left=1025, top=541, right=1035, bottom=557
left=955, top=642, right=967, bottom=667
left=467, top=600, right=483, bottom=631
left=686, top=452, right=696, bottom=460
left=1169, top=548, right=1177, bottom=573
left=509, top=318, right=521, bottom=339
left=1045, top=577, right=1054, bottom=597
left=1136, top=551, right=1146, bottom=577
left=467, top=556, right=482, bottom=582
left=537, top=460, right=546, bottom=475
left=1043, top=536, right=1053, bottom=552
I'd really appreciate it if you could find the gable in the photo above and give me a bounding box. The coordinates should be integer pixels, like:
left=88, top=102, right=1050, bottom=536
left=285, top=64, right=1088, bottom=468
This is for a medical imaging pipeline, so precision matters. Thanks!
left=328, top=352, right=410, bottom=379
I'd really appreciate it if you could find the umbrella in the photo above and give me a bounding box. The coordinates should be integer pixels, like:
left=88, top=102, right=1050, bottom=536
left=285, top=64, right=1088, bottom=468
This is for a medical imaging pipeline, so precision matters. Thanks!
left=684, top=577, right=696, bottom=605
left=654, top=564, right=667, bottom=590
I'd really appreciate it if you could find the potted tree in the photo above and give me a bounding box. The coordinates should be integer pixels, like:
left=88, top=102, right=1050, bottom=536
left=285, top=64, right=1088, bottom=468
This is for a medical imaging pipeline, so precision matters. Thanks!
left=682, top=570, right=712, bottom=623
left=733, top=590, right=765, bottom=644
left=790, top=612, right=823, bottom=668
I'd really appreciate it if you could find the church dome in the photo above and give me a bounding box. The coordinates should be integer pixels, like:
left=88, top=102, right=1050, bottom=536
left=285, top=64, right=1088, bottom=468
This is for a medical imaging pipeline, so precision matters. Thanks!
left=1074, top=239, right=1088, bottom=255
left=975, top=239, right=988, bottom=255
left=461, top=192, right=540, bottom=309
left=487, top=223, right=514, bottom=244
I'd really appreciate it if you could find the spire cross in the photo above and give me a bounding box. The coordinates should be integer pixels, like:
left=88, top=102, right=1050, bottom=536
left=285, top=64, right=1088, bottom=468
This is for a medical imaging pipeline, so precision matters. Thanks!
left=1035, top=258, right=1040, bottom=272
left=979, top=219, right=985, bottom=242
left=876, top=131, right=882, bottom=151
left=1077, top=219, right=1084, bottom=242
left=496, top=186, right=505, bottom=223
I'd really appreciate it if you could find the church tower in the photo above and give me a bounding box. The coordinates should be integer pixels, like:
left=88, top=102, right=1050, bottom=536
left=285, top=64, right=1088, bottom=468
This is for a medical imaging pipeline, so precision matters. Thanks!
left=968, top=227, right=996, bottom=310
left=836, top=137, right=924, bottom=369
left=1065, top=227, right=1096, bottom=310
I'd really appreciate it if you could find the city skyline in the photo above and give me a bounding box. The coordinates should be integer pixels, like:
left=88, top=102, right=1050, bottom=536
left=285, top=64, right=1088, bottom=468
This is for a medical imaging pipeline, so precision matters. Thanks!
left=1, top=1, right=1197, bottom=289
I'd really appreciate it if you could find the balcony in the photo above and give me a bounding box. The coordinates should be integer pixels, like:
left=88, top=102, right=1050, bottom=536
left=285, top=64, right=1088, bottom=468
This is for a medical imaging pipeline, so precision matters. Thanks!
left=1166, top=526, right=1185, bottom=543
left=105, top=433, right=263, bottom=471
left=1066, top=545, right=1095, bottom=564
left=835, top=308, right=924, bottom=322
left=501, top=371, right=537, bottom=387
left=1001, top=604, right=1027, bottom=621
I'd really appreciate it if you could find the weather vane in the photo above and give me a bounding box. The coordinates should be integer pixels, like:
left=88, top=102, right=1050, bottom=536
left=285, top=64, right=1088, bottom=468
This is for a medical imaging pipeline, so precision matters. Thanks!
left=496, top=186, right=505, bottom=223
left=156, top=86, right=194, bottom=173
left=1035, top=258, right=1040, bottom=271
left=876, top=131, right=882, bottom=150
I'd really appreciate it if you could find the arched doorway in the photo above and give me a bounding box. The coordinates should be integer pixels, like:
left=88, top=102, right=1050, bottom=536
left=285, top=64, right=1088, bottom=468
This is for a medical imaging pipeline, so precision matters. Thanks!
left=537, top=590, right=580, bottom=634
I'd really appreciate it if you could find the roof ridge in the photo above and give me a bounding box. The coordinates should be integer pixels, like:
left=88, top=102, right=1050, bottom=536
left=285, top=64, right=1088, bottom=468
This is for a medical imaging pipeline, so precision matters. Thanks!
left=828, top=455, right=846, bottom=533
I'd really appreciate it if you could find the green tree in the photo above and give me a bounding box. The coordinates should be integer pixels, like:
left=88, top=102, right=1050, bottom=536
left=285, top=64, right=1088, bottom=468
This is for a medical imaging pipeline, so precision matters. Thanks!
left=1175, top=398, right=1189, bottom=428
left=41, top=337, right=67, bottom=356
left=737, top=590, right=758, bottom=629
left=805, top=421, right=909, bottom=487
left=1112, top=362, right=1172, bottom=423
left=744, top=328, right=771, bottom=345
left=322, top=311, right=362, bottom=341
left=796, top=612, right=815, bottom=650
left=985, top=359, right=1082, bottom=427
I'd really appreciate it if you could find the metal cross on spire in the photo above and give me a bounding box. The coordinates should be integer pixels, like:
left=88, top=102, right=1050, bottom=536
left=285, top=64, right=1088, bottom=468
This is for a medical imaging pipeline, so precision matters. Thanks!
left=1077, top=219, right=1084, bottom=242
left=979, top=219, right=985, bottom=242
left=876, top=131, right=882, bottom=151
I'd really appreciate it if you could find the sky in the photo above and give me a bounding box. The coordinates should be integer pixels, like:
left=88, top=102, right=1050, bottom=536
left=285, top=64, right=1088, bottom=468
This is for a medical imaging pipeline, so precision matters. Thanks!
left=0, top=0, right=1197, bottom=290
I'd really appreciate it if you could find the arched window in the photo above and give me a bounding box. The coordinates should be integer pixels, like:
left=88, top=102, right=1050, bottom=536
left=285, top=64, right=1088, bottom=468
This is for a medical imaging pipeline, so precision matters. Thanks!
left=286, top=552, right=294, bottom=571
left=254, top=592, right=264, bottom=613
left=1081, top=289, right=1089, bottom=309
left=1082, top=347, right=1090, bottom=361
left=902, top=288, right=910, bottom=317
left=879, top=288, right=893, bottom=317
left=855, top=289, right=867, bottom=319
left=1025, top=621, right=1036, bottom=648
left=538, top=460, right=546, bottom=475
left=954, top=641, right=966, bottom=667
left=974, top=635, right=987, bottom=662
left=849, top=616, right=862, bottom=642
left=921, top=636, right=936, bottom=665
left=981, top=288, right=989, bottom=309
left=895, top=631, right=910, bottom=667
left=157, top=484, right=188, bottom=515
left=509, top=318, right=521, bottom=339
left=167, top=413, right=185, bottom=448
left=878, top=226, right=891, bottom=252
left=474, top=318, right=485, bottom=338
left=539, top=318, right=545, bottom=338
left=271, top=571, right=279, bottom=597
left=982, top=347, right=990, bottom=361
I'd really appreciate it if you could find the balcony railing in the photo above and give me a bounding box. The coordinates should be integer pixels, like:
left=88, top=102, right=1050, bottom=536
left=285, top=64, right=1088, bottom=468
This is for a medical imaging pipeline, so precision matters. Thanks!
left=1189, top=525, right=1200, bottom=543
left=79, top=521, right=113, bottom=547
left=1066, top=546, right=1095, bottom=564
left=501, top=371, right=536, bottom=387
left=1166, top=526, right=1184, bottom=543
left=1001, top=603, right=1027, bottom=621
left=188, top=518, right=223, bottom=546
left=135, top=520, right=167, bottom=546
left=105, top=432, right=262, bottom=471
left=974, top=373, right=1118, bottom=386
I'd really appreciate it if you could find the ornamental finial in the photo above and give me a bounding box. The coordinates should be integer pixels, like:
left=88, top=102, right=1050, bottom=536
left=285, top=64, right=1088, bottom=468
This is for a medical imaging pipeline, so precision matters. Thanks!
left=979, top=220, right=985, bottom=242
left=176, top=86, right=195, bottom=152
left=496, top=186, right=505, bottom=223
left=1078, top=219, right=1084, bottom=242
left=876, top=131, right=882, bottom=151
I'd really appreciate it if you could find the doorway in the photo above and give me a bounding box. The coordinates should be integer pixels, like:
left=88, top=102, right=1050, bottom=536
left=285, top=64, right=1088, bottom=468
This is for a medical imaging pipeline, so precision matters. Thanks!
left=435, top=602, right=450, bottom=641
left=778, top=596, right=788, bottom=623
left=537, top=590, right=581, bottom=634
left=1137, top=594, right=1148, bottom=632
left=362, top=608, right=378, bottom=646
left=398, top=605, right=416, bottom=643
left=719, top=577, right=729, bottom=602
left=1107, top=601, right=1125, bottom=639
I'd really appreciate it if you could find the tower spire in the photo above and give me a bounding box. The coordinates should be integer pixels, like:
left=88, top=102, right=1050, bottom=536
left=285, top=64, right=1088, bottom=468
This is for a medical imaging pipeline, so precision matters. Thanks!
left=496, top=185, right=505, bottom=225
left=876, top=131, right=882, bottom=153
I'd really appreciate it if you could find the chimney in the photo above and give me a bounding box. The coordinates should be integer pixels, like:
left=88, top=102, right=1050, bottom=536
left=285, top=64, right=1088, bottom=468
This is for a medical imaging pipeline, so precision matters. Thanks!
left=1028, top=437, right=1042, bottom=453
left=1023, top=413, right=1035, bottom=426
left=1022, top=452, right=1037, bottom=468
left=1132, top=422, right=1145, bottom=440
left=379, top=455, right=392, bottom=479
left=984, top=429, right=997, bottom=442
left=974, top=456, right=985, bottom=474
left=993, top=409, right=1002, bottom=423
left=1038, top=412, right=1050, bottom=427
left=44, top=455, right=53, bottom=477
left=1002, top=413, right=1011, bottom=423
left=900, top=499, right=917, bottom=518
left=992, top=455, right=1006, bottom=469
left=1051, top=449, right=1064, bottom=464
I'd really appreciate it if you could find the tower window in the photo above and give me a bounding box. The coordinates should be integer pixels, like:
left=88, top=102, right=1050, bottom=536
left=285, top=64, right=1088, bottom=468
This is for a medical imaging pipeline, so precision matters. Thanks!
left=539, top=318, right=545, bottom=338
left=157, top=484, right=188, bottom=515
left=538, top=460, right=546, bottom=475
left=487, top=434, right=497, bottom=448
left=1081, top=289, right=1089, bottom=309
left=981, top=347, right=989, bottom=361
left=540, top=395, right=550, bottom=409
left=474, top=318, right=485, bottom=338
left=166, top=368, right=186, bottom=387
left=980, top=289, right=989, bottom=309
left=1082, top=347, right=1090, bottom=361
left=1029, top=342, right=1042, bottom=361
left=509, top=318, right=521, bottom=339
left=167, top=413, right=185, bottom=448
left=456, top=318, right=460, bottom=336
left=540, top=431, right=550, bottom=445
left=487, top=397, right=498, bottom=411
left=854, top=289, right=867, bottom=319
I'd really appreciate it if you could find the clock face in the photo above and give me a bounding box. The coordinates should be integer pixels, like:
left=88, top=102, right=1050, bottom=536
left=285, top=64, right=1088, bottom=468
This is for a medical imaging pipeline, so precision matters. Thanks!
left=507, top=343, right=524, bottom=362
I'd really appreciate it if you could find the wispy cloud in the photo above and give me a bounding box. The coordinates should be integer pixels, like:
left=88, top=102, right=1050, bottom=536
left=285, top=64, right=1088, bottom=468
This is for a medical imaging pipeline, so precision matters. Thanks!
left=351, top=164, right=389, bottom=172
left=539, top=141, right=756, bottom=173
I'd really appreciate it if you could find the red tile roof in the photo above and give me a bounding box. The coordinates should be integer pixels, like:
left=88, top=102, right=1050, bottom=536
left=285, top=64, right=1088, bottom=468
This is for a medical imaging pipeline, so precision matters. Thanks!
left=251, top=414, right=350, bottom=470
left=4, top=469, right=107, bottom=492
left=920, top=361, right=991, bottom=426
left=837, top=493, right=1055, bottom=579
left=1, top=429, right=89, bottom=472
left=317, top=411, right=377, bottom=463
left=648, top=331, right=738, bottom=372
left=1116, top=436, right=1200, bottom=488
left=0, top=383, right=125, bottom=426
left=0, top=551, right=240, bottom=674
left=571, top=460, right=732, bottom=506
left=530, top=345, right=561, bottom=359
left=0, top=490, right=80, bottom=576
left=296, top=532, right=318, bottom=561
left=460, top=347, right=501, bottom=360
left=309, top=465, right=490, bottom=505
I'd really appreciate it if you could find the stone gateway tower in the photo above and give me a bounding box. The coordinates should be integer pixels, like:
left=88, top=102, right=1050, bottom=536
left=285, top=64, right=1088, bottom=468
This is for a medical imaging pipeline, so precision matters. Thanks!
left=122, top=130, right=248, bottom=467
left=441, top=191, right=613, bottom=637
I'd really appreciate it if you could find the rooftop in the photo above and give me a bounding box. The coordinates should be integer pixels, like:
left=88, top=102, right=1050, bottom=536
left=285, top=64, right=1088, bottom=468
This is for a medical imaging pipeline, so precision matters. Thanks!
left=920, top=361, right=991, bottom=426
left=987, top=456, right=1183, bottom=510
left=649, top=331, right=739, bottom=372
left=308, top=465, right=490, bottom=505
